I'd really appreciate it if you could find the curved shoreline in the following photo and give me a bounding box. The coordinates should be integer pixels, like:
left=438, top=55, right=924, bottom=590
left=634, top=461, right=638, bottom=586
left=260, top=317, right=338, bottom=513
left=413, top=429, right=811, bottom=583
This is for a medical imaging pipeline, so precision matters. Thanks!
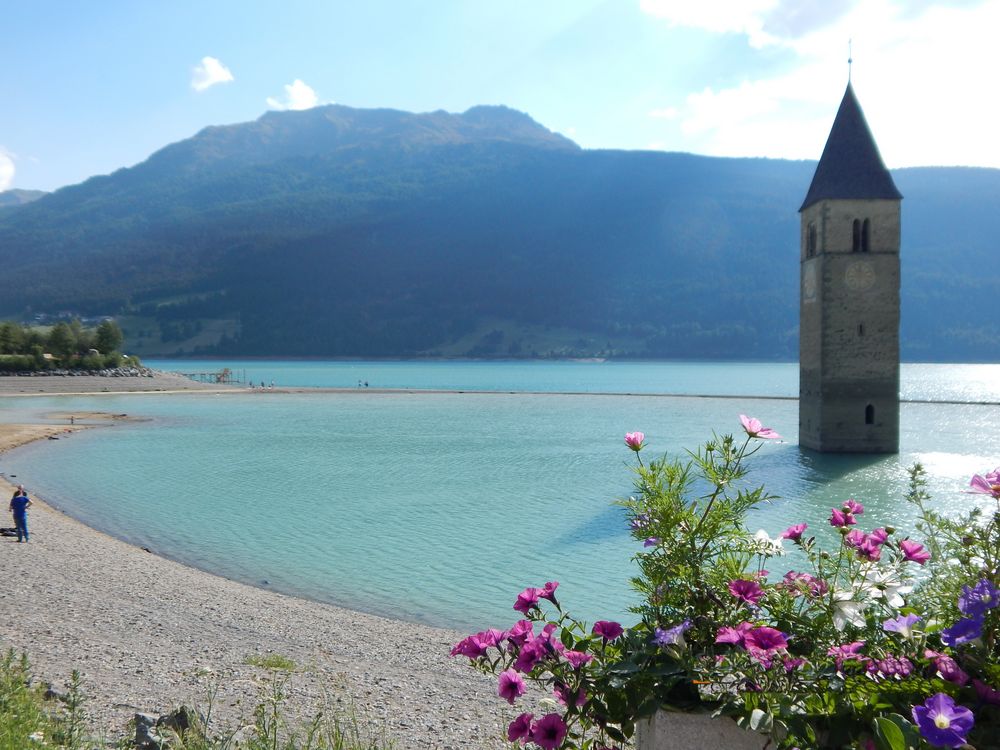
left=0, top=411, right=516, bottom=748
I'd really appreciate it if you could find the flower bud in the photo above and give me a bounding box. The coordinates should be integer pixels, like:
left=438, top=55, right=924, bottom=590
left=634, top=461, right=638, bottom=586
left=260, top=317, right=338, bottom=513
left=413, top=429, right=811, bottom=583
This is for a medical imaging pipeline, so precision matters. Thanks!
left=885, top=526, right=896, bottom=535
left=838, top=526, right=850, bottom=536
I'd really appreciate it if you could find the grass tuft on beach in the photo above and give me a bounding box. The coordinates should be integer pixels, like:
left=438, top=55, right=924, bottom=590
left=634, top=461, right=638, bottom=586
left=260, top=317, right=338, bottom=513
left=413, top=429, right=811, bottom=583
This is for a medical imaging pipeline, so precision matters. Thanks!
left=0, top=649, right=393, bottom=750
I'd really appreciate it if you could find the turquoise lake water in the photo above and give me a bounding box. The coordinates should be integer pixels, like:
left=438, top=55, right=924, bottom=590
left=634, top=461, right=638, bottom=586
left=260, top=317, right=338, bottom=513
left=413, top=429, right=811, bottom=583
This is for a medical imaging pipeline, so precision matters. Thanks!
left=2, top=360, right=999, bottom=633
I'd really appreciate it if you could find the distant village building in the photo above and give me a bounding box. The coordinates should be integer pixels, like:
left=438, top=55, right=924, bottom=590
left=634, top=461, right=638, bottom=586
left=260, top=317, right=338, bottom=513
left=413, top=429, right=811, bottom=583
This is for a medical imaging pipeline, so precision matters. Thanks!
left=799, top=83, right=902, bottom=453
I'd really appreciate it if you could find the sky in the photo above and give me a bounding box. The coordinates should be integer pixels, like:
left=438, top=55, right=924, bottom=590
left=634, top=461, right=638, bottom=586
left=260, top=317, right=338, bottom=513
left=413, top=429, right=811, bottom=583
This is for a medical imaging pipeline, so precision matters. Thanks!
left=2, top=0, right=999, bottom=192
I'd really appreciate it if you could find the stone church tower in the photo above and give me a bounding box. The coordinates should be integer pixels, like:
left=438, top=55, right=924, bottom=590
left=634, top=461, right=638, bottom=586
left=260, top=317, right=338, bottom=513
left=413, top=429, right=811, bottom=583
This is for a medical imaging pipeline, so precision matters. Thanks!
left=799, top=83, right=902, bottom=453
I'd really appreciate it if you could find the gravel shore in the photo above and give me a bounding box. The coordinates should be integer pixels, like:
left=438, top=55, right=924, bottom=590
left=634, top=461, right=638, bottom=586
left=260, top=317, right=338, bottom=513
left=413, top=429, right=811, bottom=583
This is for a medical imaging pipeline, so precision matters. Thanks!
left=0, top=377, right=526, bottom=748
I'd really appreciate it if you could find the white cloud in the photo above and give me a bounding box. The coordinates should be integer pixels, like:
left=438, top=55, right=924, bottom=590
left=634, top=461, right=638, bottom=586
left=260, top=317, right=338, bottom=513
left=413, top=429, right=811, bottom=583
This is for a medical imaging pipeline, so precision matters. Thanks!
left=640, top=0, right=782, bottom=47
left=266, top=79, right=321, bottom=111
left=0, top=149, right=14, bottom=191
left=643, top=0, right=1000, bottom=167
left=648, top=106, right=679, bottom=120
left=191, top=56, right=234, bottom=92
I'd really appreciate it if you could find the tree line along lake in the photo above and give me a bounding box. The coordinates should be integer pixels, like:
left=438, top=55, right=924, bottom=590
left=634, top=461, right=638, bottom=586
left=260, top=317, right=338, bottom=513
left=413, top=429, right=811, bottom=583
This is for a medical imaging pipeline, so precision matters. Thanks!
left=2, top=360, right=998, bottom=632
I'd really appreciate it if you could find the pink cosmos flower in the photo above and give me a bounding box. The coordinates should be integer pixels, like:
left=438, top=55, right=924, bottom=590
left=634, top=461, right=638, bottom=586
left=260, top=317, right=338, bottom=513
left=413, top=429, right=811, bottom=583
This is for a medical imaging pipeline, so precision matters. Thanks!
left=715, top=621, right=755, bottom=647
left=843, top=498, right=865, bottom=515
left=728, top=578, right=765, bottom=605
left=968, top=472, right=1000, bottom=499
left=781, top=523, right=807, bottom=540
left=507, top=712, right=533, bottom=743
left=498, top=669, right=527, bottom=704
left=624, top=431, right=645, bottom=451
left=592, top=620, right=624, bottom=641
left=514, top=586, right=543, bottom=613
left=899, top=539, right=931, bottom=565
left=531, top=713, right=568, bottom=750
left=739, top=415, right=781, bottom=440
left=829, top=508, right=857, bottom=527
left=563, top=650, right=593, bottom=669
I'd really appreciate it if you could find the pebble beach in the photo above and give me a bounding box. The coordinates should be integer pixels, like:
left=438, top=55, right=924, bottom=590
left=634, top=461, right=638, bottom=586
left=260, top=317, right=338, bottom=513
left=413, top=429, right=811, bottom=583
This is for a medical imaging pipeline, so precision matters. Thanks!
left=0, top=374, right=524, bottom=749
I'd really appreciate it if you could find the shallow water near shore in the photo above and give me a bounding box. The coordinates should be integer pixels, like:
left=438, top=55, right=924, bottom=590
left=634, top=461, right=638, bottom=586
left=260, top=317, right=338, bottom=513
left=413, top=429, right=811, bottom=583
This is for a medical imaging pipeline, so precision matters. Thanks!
left=2, top=360, right=999, bottom=632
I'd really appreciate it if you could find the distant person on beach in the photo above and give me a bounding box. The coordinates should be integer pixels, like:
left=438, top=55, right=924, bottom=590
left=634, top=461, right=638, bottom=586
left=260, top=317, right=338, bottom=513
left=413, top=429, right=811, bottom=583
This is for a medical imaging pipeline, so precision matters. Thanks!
left=9, top=487, right=31, bottom=543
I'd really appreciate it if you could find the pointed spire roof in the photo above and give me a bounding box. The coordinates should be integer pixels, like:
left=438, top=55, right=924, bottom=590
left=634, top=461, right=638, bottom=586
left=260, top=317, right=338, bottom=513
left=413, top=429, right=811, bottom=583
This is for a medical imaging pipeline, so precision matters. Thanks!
left=800, top=83, right=902, bottom=211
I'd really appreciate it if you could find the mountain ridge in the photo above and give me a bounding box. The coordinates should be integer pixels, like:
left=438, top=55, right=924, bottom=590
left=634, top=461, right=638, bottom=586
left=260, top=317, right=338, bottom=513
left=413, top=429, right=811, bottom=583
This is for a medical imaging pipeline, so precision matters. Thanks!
left=0, top=104, right=997, bottom=361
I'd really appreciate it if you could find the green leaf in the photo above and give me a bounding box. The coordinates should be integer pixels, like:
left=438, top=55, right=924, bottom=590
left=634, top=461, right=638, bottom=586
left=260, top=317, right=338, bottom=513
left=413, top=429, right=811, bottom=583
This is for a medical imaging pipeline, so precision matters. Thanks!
left=873, top=716, right=905, bottom=750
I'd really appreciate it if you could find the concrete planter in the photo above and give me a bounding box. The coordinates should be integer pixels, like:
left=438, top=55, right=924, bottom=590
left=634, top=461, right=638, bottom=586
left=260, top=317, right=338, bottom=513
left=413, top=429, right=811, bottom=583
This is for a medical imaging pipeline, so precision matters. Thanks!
left=635, top=710, right=768, bottom=750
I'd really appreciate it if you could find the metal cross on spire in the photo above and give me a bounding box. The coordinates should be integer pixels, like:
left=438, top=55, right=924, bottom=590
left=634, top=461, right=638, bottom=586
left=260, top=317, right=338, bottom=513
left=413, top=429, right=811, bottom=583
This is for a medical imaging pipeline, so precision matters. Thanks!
left=848, top=39, right=853, bottom=82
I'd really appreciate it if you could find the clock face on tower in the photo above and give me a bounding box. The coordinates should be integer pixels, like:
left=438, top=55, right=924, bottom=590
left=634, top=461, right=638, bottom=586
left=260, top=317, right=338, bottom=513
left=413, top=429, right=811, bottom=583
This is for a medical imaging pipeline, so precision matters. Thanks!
left=845, top=260, right=876, bottom=291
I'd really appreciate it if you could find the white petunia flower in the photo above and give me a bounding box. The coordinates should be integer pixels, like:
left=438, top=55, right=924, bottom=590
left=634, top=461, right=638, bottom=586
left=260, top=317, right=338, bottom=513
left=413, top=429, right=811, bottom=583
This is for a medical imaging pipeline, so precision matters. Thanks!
left=832, top=591, right=867, bottom=630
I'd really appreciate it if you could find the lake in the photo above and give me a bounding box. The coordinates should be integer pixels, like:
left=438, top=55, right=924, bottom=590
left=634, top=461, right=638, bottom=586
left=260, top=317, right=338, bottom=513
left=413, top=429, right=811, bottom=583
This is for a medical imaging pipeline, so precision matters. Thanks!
left=2, top=360, right=998, bottom=632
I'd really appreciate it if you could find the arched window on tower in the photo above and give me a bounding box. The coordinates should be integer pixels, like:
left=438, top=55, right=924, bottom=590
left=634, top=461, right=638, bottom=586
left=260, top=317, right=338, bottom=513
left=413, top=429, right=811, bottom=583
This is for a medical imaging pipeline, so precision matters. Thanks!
left=852, top=220, right=861, bottom=252
left=858, top=323, right=865, bottom=337
left=807, top=223, right=817, bottom=256
left=865, top=404, right=875, bottom=425
left=862, top=219, right=871, bottom=252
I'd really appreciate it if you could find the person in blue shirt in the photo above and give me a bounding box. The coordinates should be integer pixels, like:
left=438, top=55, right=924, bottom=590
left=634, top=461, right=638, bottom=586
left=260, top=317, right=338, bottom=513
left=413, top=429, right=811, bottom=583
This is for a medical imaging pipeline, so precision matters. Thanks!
left=9, top=487, right=31, bottom=543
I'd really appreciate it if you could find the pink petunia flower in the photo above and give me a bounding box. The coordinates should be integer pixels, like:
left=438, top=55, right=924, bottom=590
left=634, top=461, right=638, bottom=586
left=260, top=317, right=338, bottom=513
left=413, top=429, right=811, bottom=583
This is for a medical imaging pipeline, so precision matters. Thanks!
left=715, top=621, right=755, bottom=647
left=539, top=581, right=560, bottom=603
left=507, top=712, right=534, bottom=743
left=450, top=632, right=490, bottom=659
left=513, top=586, right=542, bottom=614
left=827, top=641, right=868, bottom=671
left=744, top=627, right=789, bottom=667
left=498, top=669, right=527, bottom=704
left=899, top=539, right=931, bottom=565
left=531, top=713, right=568, bottom=750
left=781, top=523, right=807, bottom=540
left=739, top=414, right=781, bottom=440
left=592, top=620, right=624, bottom=641
left=563, top=650, right=593, bottom=669
left=553, top=682, right=587, bottom=707
left=505, top=619, right=534, bottom=647
left=728, top=579, right=765, bottom=606
left=624, top=431, right=645, bottom=451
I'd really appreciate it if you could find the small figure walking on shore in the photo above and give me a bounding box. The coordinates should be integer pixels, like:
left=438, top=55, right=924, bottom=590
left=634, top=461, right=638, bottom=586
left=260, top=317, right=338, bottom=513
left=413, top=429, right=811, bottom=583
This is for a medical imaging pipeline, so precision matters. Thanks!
left=9, top=486, right=31, bottom=543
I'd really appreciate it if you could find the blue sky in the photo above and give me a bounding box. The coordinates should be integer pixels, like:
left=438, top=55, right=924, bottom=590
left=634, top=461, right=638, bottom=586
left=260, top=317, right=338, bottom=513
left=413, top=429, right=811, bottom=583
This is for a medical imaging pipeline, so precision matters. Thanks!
left=3, top=0, right=999, bottom=192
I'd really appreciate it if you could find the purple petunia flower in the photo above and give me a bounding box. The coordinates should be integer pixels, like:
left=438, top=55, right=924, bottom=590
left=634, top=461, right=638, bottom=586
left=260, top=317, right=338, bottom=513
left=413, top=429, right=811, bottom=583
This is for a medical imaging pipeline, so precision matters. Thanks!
left=912, top=693, right=974, bottom=748
left=959, top=579, right=999, bottom=618
left=941, top=616, right=984, bottom=647
left=643, top=536, right=661, bottom=547
left=653, top=620, right=692, bottom=647
left=927, top=651, right=970, bottom=686
left=592, top=620, right=624, bottom=641
left=883, top=613, right=921, bottom=638
left=728, top=579, right=765, bottom=605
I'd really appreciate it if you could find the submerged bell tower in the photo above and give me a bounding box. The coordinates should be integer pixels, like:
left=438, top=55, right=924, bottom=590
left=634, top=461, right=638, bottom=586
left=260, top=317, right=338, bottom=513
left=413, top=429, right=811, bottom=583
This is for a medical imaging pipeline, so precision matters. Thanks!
left=799, top=83, right=902, bottom=453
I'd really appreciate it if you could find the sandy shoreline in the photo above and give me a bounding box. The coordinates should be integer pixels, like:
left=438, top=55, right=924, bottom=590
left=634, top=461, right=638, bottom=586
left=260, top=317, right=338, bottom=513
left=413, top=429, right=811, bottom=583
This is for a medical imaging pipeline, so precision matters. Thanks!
left=0, top=378, right=523, bottom=748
